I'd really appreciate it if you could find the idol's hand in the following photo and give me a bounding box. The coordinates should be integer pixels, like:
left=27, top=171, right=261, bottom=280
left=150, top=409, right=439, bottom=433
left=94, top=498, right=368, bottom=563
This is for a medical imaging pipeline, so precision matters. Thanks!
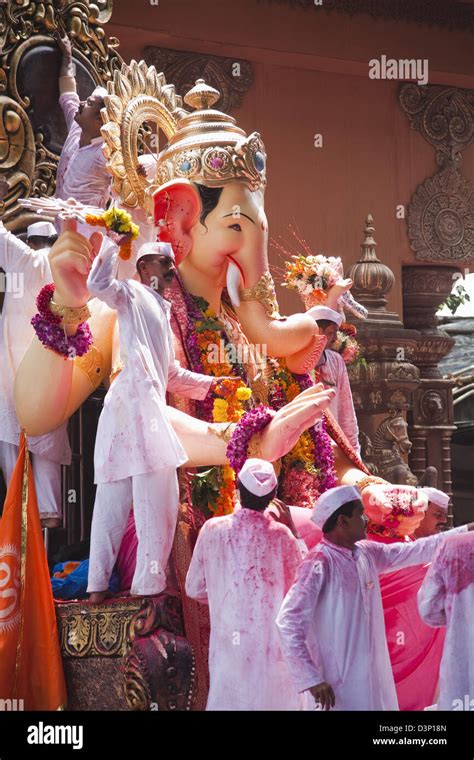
left=260, top=384, right=336, bottom=462
left=326, top=277, right=352, bottom=310
left=309, top=682, right=335, bottom=711
left=49, top=218, right=102, bottom=308
left=362, top=484, right=428, bottom=537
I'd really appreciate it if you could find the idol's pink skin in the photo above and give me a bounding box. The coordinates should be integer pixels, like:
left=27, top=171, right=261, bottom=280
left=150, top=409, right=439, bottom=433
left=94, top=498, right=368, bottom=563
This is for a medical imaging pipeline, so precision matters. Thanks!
left=154, top=180, right=327, bottom=374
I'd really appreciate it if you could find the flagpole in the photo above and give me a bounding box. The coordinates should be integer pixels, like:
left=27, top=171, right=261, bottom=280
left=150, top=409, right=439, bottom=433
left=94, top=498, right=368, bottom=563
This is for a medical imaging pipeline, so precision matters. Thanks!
left=13, top=430, right=28, bottom=698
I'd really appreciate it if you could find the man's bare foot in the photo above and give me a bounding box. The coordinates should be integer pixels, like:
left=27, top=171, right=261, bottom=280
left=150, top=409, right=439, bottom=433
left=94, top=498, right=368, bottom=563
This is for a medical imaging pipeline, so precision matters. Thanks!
left=41, top=517, right=62, bottom=529
left=88, top=590, right=114, bottom=604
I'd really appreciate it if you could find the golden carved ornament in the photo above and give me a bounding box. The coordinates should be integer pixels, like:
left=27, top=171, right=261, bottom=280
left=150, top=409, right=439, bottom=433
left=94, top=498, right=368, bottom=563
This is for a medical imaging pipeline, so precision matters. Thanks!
left=355, top=475, right=389, bottom=493
left=0, top=1, right=121, bottom=230
left=74, top=344, right=105, bottom=389
left=101, top=69, right=267, bottom=213
left=56, top=598, right=143, bottom=658
left=210, top=422, right=236, bottom=445
left=101, top=59, right=185, bottom=213
left=247, top=431, right=263, bottom=459
left=123, top=648, right=152, bottom=710
left=239, top=271, right=280, bottom=318
left=156, top=79, right=266, bottom=193
left=50, top=300, right=91, bottom=324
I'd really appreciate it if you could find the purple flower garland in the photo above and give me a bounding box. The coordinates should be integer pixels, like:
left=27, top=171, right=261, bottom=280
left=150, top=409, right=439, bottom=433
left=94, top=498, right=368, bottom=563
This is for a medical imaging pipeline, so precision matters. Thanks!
left=31, top=284, right=93, bottom=358
left=226, top=404, right=274, bottom=474
left=313, top=415, right=338, bottom=492
left=176, top=275, right=336, bottom=491
left=31, top=316, right=93, bottom=358
left=288, top=371, right=337, bottom=494
left=180, top=285, right=214, bottom=421
left=178, top=275, right=247, bottom=422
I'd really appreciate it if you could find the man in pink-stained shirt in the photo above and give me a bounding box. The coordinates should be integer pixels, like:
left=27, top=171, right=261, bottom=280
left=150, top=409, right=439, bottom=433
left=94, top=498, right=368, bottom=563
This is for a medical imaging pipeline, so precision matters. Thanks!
left=307, top=305, right=360, bottom=455
left=55, top=34, right=112, bottom=208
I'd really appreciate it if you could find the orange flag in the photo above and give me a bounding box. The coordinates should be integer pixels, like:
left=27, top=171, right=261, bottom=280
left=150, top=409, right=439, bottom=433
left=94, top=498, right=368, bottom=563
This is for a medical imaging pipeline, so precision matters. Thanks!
left=0, top=432, right=66, bottom=710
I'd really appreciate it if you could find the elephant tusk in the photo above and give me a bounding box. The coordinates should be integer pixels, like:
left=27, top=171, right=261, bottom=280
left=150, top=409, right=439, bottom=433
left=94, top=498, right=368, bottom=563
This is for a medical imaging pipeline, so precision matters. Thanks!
left=226, top=260, right=242, bottom=308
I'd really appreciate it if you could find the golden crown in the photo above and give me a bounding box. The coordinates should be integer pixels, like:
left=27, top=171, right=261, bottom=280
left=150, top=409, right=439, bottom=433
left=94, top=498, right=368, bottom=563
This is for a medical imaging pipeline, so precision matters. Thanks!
left=101, top=62, right=266, bottom=212
left=155, top=79, right=267, bottom=192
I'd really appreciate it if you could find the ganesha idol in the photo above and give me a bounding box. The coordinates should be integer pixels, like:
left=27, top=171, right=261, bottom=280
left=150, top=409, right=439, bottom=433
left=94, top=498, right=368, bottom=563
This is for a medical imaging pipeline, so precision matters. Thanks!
left=13, top=62, right=417, bottom=707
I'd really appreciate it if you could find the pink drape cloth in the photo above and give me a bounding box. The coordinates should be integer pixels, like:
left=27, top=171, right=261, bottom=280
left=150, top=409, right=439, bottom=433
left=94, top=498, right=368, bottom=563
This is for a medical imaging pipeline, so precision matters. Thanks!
left=368, top=533, right=445, bottom=711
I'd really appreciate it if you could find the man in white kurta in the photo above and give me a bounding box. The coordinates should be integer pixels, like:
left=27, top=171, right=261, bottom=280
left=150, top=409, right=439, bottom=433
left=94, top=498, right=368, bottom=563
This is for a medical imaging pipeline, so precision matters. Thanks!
left=55, top=34, right=111, bottom=209
left=307, top=306, right=360, bottom=454
left=418, top=531, right=474, bottom=710
left=86, top=241, right=215, bottom=599
left=0, top=218, right=71, bottom=524
left=276, top=485, right=472, bottom=711
left=186, top=459, right=306, bottom=711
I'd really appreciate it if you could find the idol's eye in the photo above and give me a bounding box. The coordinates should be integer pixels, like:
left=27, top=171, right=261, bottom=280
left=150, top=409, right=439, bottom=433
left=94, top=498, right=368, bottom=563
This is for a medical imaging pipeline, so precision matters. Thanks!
left=228, top=223, right=242, bottom=232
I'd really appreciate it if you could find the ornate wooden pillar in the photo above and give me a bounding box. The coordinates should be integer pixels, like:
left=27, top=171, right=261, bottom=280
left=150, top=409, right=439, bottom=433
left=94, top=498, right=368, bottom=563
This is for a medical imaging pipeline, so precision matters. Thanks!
left=347, top=215, right=421, bottom=483
left=403, top=266, right=457, bottom=491
left=399, top=83, right=474, bottom=495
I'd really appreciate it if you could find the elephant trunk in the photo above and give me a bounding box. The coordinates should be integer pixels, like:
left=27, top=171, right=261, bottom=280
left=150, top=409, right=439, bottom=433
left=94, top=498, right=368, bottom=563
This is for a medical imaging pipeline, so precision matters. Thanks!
left=226, top=261, right=326, bottom=374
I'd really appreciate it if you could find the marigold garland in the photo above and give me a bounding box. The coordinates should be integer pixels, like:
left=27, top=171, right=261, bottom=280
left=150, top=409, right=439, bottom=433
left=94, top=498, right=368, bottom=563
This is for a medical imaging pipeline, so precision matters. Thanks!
left=85, top=206, right=139, bottom=261
left=268, top=358, right=337, bottom=508
left=178, top=275, right=337, bottom=515
left=178, top=277, right=252, bottom=516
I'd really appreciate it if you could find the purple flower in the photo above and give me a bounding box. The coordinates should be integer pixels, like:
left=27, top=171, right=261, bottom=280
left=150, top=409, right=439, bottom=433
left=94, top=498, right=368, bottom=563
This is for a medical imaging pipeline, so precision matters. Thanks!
left=227, top=405, right=274, bottom=474
left=32, top=315, right=93, bottom=357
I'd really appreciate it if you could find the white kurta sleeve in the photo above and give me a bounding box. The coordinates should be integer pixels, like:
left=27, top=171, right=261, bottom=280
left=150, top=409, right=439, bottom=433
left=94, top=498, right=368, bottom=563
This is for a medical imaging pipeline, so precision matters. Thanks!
left=0, top=221, right=49, bottom=279
left=366, top=525, right=468, bottom=574
left=185, top=526, right=209, bottom=604
left=334, top=353, right=360, bottom=454
left=417, top=544, right=448, bottom=628
left=58, top=91, right=80, bottom=131
left=166, top=327, right=213, bottom=400
left=276, top=553, right=326, bottom=693
left=297, top=538, right=309, bottom=559
left=87, top=238, right=129, bottom=310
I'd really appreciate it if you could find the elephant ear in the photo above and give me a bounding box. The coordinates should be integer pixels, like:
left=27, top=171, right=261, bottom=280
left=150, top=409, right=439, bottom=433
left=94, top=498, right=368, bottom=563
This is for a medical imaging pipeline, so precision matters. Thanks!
left=153, top=179, right=201, bottom=266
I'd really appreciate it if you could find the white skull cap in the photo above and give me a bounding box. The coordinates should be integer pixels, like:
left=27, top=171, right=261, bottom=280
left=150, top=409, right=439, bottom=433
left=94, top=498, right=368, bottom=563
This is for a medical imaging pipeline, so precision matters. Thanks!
left=311, top=485, right=361, bottom=529
left=92, top=86, right=108, bottom=100
left=137, top=241, right=175, bottom=263
left=421, top=487, right=450, bottom=511
left=27, top=221, right=56, bottom=238
left=238, top=458, right=278, bottom=497
left=306, top=305, right=343, bottom=327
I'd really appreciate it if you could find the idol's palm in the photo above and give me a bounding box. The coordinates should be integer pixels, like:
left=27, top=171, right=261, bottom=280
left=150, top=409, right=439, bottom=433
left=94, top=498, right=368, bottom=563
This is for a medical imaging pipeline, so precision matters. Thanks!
left=260, top=384, right=336, bottom=462
left=49, top=219, right=102, bottom=307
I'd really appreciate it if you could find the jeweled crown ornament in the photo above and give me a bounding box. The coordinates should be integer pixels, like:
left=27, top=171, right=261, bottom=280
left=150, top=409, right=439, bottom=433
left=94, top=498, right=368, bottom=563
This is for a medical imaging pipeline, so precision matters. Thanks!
left=155, top=79, right=267, bottom=191
left=101, top=62, right=266, bottom=213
